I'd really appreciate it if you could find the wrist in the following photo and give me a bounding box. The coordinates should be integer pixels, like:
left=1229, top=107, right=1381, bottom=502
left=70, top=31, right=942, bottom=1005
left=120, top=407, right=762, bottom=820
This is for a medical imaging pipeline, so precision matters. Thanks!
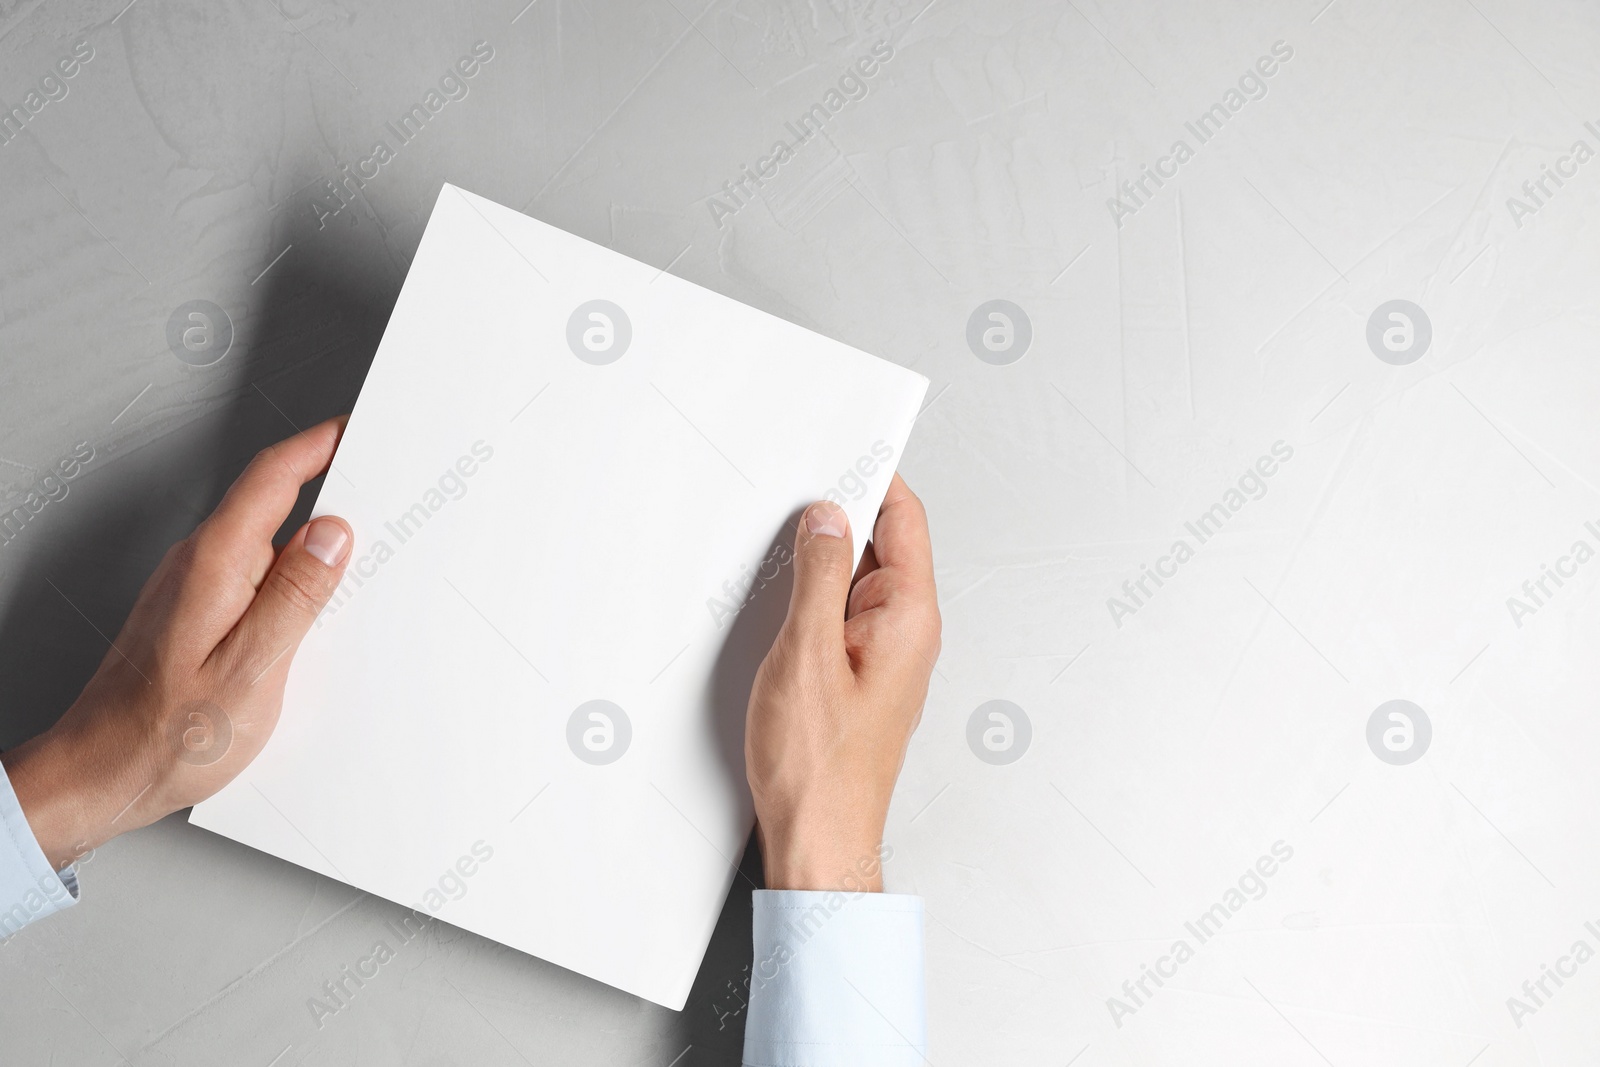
left=757, top=817, right=888, bottom=892
left=2, top=722, right=152, bottom=871
left=2, top=731, right=92, bottom=871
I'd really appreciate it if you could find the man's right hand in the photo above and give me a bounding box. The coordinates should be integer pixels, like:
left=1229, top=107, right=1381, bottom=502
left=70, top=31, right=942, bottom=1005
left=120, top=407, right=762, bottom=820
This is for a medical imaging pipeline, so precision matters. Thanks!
left=744, top=473, right=941, bottom=891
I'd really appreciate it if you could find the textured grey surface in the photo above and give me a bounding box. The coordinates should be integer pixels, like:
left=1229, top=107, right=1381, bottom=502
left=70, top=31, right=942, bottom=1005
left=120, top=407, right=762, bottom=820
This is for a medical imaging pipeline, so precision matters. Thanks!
left=6, top=0, right=1600, bottom=1063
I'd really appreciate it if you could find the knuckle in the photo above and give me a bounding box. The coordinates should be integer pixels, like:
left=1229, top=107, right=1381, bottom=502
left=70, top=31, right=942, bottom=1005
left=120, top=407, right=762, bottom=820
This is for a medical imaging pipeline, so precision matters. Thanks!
left=803, top=536, right=853, bottom=570
left=893, top=483, right=928, bottom=521
left=814, top=560, right=854, bottom=593
left=151, top=535, right=210, bottom=602
left=253, top=440, right=300, bottom=481
left=797, top=571, right=847, bottom=604
left=783, top=616, right=841, bottom=662
left=163, top=534, right=201, bottom=574
left=879, top=582, right=940, bottom=654
left=268, top=560, right=329, bottom=616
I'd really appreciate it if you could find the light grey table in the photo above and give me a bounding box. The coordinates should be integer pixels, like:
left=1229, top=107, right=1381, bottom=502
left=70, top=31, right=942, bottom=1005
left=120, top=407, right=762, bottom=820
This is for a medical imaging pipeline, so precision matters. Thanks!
left=5, top=0, right=1600, bottom=1064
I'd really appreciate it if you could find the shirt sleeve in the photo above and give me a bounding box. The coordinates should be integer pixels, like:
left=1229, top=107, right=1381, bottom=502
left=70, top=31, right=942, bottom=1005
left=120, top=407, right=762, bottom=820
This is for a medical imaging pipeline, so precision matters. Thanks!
left=742, top=889, right=925, bottom=1067
left=0, top=756, right=78, bottom=941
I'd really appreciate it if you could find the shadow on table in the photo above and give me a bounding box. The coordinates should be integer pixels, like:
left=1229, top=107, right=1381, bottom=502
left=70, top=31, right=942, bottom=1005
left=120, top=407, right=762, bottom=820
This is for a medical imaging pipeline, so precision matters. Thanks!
left=671, top=509, right=802, bottom=1065
left=667, top=829, right=766, bottom=1066
left=0, top=220, right=391, bottom=749
left=0, top=187, right=788, bottom=1067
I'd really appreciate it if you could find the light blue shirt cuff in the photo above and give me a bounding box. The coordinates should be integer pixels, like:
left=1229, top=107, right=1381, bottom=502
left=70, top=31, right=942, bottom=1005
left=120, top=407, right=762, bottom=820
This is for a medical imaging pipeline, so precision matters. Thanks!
left=0, top=756, right=78, bottom=941
left=743, top=889, right=925, bottom=1067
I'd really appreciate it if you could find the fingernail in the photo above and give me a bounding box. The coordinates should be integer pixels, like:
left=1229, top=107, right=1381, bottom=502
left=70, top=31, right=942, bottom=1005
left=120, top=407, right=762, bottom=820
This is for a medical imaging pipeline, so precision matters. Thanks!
left=304, top=518, right=349, bottom=567
left=804, top=501, right=847, bottom=539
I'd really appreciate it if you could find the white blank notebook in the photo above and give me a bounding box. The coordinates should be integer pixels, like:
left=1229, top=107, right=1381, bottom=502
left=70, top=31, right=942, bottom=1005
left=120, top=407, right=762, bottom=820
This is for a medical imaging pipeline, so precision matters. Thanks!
left=189, top=184, right=928, bottom=1009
